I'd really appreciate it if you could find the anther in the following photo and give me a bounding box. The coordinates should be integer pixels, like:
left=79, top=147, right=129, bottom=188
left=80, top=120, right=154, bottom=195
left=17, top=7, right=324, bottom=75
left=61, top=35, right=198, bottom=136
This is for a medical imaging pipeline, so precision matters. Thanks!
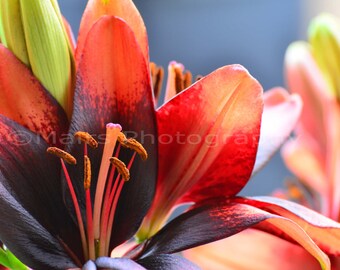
left=84, top=156, right=91, bottom=190
left=118, top=136, right=148, bottom=161
left=150, top=62, right=164, bottom=100
left=117, top=132, right=127, bottom=144
left=174, top=66, right=192, bottom=93
left=183, top=70, right=192, bottom=89
left=74, top=131, right=98, bottom=148
left=286, top=181, right=304, bottom=200
left=47, top=147, right=77, bottom=165
left=109, top=157, right=130, bottom=181
left=125, top=139, right=148, bottom=160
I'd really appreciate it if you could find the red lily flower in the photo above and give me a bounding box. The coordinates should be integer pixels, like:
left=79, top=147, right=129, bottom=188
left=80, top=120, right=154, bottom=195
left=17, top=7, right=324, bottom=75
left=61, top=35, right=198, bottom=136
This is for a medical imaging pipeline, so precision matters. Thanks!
left=0, top=1, right=339, bottom=270
left=183, top=18, right=340, bottom=270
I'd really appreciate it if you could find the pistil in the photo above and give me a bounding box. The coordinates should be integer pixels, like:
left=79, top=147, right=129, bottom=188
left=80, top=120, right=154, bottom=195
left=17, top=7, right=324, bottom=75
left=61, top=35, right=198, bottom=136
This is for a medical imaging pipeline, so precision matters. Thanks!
left=93, top=124, right=122, bottom=240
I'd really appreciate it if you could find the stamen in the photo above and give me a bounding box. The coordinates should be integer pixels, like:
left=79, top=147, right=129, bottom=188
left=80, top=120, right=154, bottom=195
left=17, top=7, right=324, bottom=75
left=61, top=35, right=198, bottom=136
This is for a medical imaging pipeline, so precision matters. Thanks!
left=109, top=157, right=130, bottom=181
left=174, top=66, right=184, bottom=92
left=174, top=66, right=192, bottom=93
left=183, top=70, right=192, bottom=89
left=59, top=158, right=88, bottom=260
left=74, top=132, right=98, bottom=149
left=84, top=155, right=92, bottom=190
left=150, top=62, right=164, bottom=101
left=84, top=155, right=95, bottom=260
left=99, top=174, right=122, bottom=256
left=47, top=147, right=76, bottom=165
left=117, top=132, right=127, bottom=144
left=118, top=137, right=148, bottom=161
left=286, top=181, right=305, bottom=201
left=104, top=152, right=137, bottom=255
left=93, top=123, right=122, bottom=240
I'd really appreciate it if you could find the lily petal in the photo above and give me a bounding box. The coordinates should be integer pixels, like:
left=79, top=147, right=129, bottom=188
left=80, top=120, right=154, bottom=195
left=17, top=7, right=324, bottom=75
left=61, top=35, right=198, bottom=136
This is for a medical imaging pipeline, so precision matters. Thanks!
left=285, top=41, right=330, bottom=150
left=93, top=257, right=145, bottom=270
left=138, top=254, right=200, bottom=270
left=69, top=16, right=156, bottom=248
left=325, top=104, right=340, bottom=221
left=139, top=65, right=262, bottom=239
left=237, top=196, right=340, bottom=256
left=0, top=115, right=82, bottom=263
left=183, top=229, right=320, bottom=270
left=141, top=200, right=329, bottom=270
left=0, top=45, right=68, bottom=145
left=253, top=87, right=302, bottom=174
left=76, top=0, right=148, bottom=65
left=0, top=182, right=77, bottom=270
left=155, top=64, right=262, bottom=210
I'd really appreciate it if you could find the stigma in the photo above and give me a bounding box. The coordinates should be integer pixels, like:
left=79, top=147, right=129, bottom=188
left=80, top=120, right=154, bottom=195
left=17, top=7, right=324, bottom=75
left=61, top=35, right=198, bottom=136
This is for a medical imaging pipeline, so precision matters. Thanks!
left=47, top=123, right=147, bottom=262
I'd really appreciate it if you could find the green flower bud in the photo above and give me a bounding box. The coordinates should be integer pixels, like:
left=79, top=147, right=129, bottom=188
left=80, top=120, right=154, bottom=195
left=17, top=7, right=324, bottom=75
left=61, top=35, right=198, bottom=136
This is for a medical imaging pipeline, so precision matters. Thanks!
left=0, top=0, right=29, bottom=65
left=309, top=13, right=340, bottom=99
left=0, top=0, right=74, bottom=115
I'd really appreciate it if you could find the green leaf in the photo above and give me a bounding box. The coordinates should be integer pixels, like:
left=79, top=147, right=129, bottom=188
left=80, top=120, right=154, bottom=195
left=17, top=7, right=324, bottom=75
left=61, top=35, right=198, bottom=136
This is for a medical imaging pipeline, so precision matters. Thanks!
left=0, top=248, right=28, bottom=270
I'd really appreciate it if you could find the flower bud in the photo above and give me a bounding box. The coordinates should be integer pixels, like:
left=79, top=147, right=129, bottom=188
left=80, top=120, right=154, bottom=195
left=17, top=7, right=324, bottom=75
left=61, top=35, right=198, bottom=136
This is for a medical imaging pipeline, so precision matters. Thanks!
left=0, top=0, right=74, bottom=115
left=309, top=13, right=340, bottom=99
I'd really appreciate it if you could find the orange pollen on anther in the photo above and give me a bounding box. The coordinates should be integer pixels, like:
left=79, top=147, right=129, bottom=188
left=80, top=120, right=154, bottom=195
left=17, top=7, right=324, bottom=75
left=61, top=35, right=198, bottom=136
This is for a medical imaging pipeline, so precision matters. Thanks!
left=46, top=147, right=77, bottom=165
left=174, top=66, right=192, bottom=93
left=74, top=131, right=98, bottom=148
left=84, top=155, right=91, bottom=190
left=109, top=157, right=130, bottom=181
left=118, top=137, right=148, bottom=161
left=150, top=62, right=164, bottom=100
left=117, top=132, right=127, bottom=144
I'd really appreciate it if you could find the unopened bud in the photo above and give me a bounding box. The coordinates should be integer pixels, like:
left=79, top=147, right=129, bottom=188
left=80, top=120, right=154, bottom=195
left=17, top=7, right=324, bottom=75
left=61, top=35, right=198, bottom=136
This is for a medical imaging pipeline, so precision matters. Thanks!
left=309, top=13, right=340, bottom=98
left=0, top=0, right=75, bottom=115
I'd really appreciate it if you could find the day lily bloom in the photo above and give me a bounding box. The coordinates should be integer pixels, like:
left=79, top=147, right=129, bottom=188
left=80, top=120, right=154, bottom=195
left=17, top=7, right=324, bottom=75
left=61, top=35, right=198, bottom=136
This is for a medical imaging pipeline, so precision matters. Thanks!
left=1, top=1, right=340, bottom=269
left=184, top=15, right=340, bottom=270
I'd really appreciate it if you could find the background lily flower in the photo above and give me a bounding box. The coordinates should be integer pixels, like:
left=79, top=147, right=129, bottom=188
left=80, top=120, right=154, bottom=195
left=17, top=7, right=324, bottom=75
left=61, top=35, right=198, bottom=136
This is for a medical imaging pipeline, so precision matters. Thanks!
left=282, top=14, right=340, bottom=268
left=1, top=0, right=340, bottom=269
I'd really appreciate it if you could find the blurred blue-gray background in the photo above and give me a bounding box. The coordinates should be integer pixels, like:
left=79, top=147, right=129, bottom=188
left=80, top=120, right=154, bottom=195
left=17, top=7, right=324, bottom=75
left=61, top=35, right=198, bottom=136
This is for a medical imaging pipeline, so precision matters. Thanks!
left=58, top=0, right=331, bottom=196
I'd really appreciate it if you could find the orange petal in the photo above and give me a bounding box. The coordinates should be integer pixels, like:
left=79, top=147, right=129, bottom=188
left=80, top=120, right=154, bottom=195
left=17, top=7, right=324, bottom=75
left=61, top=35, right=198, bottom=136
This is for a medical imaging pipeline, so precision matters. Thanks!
left=0, top=45, right=68, bottom=145
left=184, top=229, right=320, bottom=270
left=76, top=0, right=148, bottom=66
